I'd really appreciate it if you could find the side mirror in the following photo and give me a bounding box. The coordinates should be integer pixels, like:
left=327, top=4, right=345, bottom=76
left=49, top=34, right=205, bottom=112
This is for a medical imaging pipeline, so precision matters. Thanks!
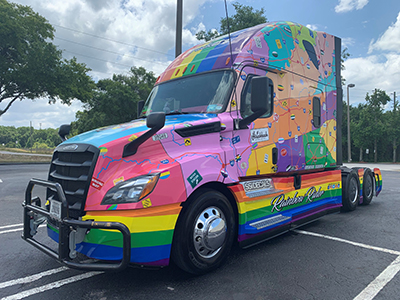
left=147, top=112, right=165, bottom=129
left=123, top=112, right=166, bottom=157
left=137, top=100, right=145, bottom=118
left=239, top=77, right=274, bottom=129
left=58, top=124, right=71, bottom=141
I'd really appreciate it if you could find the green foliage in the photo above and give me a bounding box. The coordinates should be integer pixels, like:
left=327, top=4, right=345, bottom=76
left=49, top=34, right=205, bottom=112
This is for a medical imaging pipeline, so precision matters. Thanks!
left=196, top=2, right=267, bottom=41
left=0, top=125, right=60, bottom=149
left=342, top=89, right=400, bottom=163
left=0, top=0, right=95, bottom=116
left=341, top=48, right=350, bottom=86
left=72, top=67, right=156, bottom=134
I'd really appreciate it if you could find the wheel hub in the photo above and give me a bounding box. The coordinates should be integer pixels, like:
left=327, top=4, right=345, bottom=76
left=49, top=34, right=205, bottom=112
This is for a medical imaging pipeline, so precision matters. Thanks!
left=193, top=207, right=227, bottom=259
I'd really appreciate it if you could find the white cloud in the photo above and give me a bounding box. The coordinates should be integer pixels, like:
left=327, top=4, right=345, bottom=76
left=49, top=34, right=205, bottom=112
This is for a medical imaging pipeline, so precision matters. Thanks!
left=0, top=99, right=84, bottom=129
left=342, top=37, right=355, bottom=49
left=5, top=0, right=212, bottom=128
left=306, top=24, right=318, bottom=31
left=13, top=0, right=208, bottom=78
left=335, top=0, right=369, bottom=13
left=343, top=54, right=400, bottom=105
left=368, top=12, right=400, bottom=54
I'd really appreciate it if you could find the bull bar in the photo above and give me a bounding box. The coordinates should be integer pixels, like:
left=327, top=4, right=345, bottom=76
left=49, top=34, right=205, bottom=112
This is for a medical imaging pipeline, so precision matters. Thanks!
left=22, top=178, right=131, bottom=271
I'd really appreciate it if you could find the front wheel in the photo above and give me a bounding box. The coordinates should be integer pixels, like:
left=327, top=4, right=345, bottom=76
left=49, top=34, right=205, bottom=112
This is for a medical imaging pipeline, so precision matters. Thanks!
left=171, top=189, right=236, bottom=274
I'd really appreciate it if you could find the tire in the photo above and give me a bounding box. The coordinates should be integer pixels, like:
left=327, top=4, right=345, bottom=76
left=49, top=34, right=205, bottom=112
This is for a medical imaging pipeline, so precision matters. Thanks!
left=361, top=168, right=374, bottom=205
left=171, top=189, right=236, bottom=275
left=341, top=169, right=360, bottom=212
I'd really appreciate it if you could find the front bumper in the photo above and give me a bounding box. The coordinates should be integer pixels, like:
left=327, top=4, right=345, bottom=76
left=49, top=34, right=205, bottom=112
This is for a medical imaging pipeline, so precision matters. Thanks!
left=22, top=178, right=131, bottom=271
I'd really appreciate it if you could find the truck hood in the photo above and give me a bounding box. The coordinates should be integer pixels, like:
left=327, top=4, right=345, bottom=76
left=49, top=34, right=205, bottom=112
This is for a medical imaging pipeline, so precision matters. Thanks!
left=61, top=114, right=219, bottom=148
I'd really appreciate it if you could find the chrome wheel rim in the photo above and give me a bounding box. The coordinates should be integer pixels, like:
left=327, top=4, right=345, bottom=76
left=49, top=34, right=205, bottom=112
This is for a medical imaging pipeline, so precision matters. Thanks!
left=193, top=206, right=227, bottom=259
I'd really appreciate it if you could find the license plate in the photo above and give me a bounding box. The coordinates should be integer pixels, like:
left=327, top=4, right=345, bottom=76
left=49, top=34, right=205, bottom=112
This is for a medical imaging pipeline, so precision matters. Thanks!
left=49, top=200, right=62, bottom=220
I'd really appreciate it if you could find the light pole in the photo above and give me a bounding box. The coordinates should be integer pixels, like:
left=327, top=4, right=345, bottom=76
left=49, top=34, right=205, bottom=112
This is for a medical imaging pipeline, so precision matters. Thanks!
left=347, top=83, right=355, bottom=162
left=175, top=0, right=183, bottom=58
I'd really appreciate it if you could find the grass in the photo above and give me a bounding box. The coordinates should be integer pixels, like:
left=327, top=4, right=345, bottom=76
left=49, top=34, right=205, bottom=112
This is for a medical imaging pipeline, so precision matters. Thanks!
left=0, top=148, right=52, bottom=164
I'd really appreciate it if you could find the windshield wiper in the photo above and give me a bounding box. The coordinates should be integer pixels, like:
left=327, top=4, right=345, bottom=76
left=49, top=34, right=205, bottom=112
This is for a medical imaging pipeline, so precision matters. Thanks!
left=165, top=111, right=190, bottom=115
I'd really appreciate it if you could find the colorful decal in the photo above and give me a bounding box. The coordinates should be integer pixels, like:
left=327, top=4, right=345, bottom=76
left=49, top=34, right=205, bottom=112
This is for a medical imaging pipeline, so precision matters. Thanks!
left=232, top=136, right=240, bottom=144
left=152, top=133, right=168, bottom=141
left=160, top=171, right=170, bottom=180
left=184, top=138, right=191, bottom=146
left=187, top=170, right=203, bottom=188
left=91, top=178, right=104, bottom=190
left=129, top=134, right=138, bottom=141
left=113, top=177, right=124, bottom=186
left=142, top=198, right=152, bottom=208
left=99, top=147, right=108, bottom=155
left=250, top=128, right=269, bottom=143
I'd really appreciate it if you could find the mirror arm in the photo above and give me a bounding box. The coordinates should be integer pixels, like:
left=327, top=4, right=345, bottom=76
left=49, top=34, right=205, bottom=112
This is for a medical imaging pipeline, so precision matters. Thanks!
left=238, top=108, right=267, bottom=129
left=122, top=126, right=160, bottom=157
left=122, top=112, right=165, bottom=158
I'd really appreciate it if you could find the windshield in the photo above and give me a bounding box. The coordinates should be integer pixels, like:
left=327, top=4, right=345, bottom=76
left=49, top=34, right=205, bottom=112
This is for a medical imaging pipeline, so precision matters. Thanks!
left=141, top=70, right=235, bottom=116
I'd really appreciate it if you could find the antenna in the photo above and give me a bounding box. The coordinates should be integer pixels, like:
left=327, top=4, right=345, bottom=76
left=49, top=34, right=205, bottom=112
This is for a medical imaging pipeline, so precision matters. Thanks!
left=224, top=0, right=234, bottom=68
left=224, top=0, right=239, bottom=129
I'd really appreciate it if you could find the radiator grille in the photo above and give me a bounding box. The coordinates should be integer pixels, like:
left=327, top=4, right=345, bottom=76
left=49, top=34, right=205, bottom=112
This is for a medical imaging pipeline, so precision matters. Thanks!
left=47, top=143, right=99, bottom=218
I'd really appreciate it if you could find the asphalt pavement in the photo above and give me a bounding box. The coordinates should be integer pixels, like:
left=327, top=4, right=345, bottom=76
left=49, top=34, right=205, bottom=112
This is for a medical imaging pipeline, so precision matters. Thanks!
left=0, top=164, right=399, bottom=300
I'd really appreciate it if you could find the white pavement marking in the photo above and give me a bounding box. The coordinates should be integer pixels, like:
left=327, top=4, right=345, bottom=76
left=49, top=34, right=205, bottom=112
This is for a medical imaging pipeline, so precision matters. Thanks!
left=0, top=224, right=45, bottom=235
left=0, top=267, right=68, bottom=289
left=295, top=230, right=400, bottom=300
left=0, top=224, right=23, bottom=230
left=1, top=271, right=103, bottom=300
left=0, top=228, right=22, bottom=235
left=353, top=255, right=400, bottom=300
left=294, top=230, right=400, bottom=256
left=0, top=179, right=3, bottom=183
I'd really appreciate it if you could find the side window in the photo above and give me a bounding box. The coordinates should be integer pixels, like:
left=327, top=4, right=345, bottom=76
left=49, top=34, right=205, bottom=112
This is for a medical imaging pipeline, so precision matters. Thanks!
left=240, top=75, right=273, bottom=119
left=313, top=96, right=321, bottom=128
left=240, top=75, right=255, bottom=118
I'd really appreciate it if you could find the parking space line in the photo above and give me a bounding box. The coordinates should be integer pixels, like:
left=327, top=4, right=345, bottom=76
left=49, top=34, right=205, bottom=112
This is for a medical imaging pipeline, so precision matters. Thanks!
left=0, top=225, right=45, bottom=236
left=0, top=228, right=22, bottom=235
left=353, top=255, right=400, bottom=300
left=295, top=230, right=400, bottom=300
left=294, top=230, right=400, bottom=256
left=1, top=271, right=103, bottom=300
left=0, top=224, right=22, bottom=230
left=0, top=267, right=68, bottom=289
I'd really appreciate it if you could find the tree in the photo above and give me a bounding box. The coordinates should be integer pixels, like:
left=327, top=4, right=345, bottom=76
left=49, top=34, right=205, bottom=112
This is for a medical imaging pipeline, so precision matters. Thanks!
left=0, top=0, right=95, bottom=116
left=341, top=48, right=350, bottom=86
left=0, top=125, right=60, bottom=148
left=72, top=67, right=156, bottom=133
left=387, top=92, right=400, bottom=162
left=363, top=89, right=390, bottom=162
left=196, top=2, right=267, bottom=41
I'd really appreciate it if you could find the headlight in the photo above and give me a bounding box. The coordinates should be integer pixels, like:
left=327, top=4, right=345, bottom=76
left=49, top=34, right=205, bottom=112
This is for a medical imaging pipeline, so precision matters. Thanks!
left=101, top=174, right=159, bottom=205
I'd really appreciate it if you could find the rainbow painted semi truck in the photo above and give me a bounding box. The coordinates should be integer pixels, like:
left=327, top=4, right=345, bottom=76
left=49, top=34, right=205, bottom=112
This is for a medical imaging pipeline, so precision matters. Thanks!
left=23, top=21, right=382, bottom=274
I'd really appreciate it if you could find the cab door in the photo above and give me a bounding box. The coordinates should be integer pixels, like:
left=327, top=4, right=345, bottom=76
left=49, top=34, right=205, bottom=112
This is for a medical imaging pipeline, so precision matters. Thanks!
left=232, top=66, right=278, bottom=178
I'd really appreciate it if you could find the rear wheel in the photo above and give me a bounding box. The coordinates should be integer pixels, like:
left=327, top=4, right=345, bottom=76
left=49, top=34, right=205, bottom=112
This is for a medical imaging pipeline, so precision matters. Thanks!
left=171, top=189, right=235, bottom=274
left=361, top=168, right=374, bottom=205
left=342, top=170, right=360, bottom=211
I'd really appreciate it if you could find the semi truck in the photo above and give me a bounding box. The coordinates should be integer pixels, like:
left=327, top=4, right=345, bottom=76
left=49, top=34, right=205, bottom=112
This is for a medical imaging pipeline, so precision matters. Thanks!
left=23, top=21, right=383, bottom=274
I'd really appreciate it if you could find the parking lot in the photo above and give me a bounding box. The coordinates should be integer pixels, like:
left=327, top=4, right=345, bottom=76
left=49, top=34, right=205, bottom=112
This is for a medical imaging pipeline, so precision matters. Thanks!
left=1, top=163, right=399, bottom=299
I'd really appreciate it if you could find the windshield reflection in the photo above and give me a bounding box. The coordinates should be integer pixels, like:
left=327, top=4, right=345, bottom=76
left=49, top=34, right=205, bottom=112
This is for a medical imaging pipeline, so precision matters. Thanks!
left=141, top=70, right=235, bottom=116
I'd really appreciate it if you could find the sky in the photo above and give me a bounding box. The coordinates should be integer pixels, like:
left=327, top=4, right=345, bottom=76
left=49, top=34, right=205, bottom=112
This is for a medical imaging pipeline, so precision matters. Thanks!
left=1, top=0, right=400, bottom=129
